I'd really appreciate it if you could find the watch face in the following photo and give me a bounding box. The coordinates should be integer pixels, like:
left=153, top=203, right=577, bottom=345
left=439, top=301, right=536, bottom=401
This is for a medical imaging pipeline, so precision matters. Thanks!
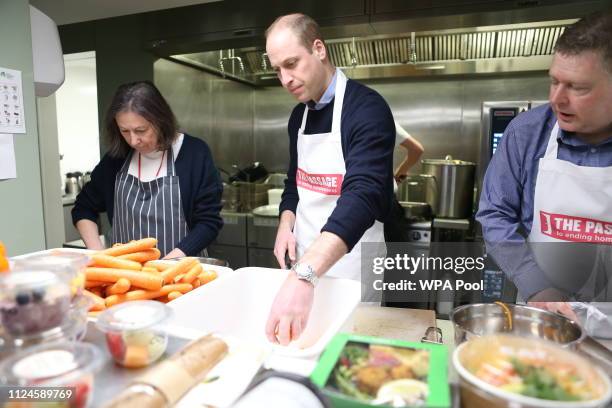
left=295, top=263, right=316, bottom=285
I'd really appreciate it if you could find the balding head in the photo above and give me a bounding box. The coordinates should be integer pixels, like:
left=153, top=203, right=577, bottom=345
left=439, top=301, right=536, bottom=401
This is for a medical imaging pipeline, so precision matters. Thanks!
left=266, top=13, right=325, bottom=54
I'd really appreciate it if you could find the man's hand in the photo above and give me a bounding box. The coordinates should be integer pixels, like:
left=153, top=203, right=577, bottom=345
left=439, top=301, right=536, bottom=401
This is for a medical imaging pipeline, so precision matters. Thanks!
left=528, top=301, right=578, bottom=322
left=528, top=288, right=578, bottom=321
left=274, top=211, right=297, bottom=269
left=265, top=273, right=314, bottom=345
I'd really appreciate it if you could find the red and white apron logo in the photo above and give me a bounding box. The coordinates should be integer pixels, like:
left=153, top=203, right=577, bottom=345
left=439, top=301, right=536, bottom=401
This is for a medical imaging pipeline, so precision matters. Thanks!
left=296, top=168, right=343, bottom=195
left=540, top=211, right=612, bottom=244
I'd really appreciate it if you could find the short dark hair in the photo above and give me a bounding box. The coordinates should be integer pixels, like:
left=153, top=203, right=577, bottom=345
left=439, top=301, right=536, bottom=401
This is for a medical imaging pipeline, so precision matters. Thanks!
left=105, top=81, right=178, bottom=158
left=265, top=13, right=325, bottom=53
left=554, top=12, right=612, bottom=73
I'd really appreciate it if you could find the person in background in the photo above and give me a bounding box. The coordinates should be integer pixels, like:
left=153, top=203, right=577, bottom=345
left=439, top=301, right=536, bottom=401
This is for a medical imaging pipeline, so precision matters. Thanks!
left=393, top=120, right=425, bottom=184
left=72, top=81, right=223, bottom=258
left=476, top=13, right=612, bottom=319
left=266, top=13, right=395, bottom=345
left=384, top=120, right=424, bottom=243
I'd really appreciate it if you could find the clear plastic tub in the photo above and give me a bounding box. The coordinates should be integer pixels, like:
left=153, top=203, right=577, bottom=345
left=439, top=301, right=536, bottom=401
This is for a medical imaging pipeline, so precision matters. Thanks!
left=0, top=294, right=93, bottom=357
left=0, top=270, right=72, bottom=337
left=13, top=251, right=90, bottom=297
left=96, top=300, right=171, bottom=368
left=0, top=341, right=103, bottom=408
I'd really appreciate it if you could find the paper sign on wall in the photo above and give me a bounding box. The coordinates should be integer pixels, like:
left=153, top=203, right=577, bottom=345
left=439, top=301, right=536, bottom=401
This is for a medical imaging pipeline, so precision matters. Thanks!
left=0, top=67, right=26, bottom=134
left=0, top=133, right=17, bottom=179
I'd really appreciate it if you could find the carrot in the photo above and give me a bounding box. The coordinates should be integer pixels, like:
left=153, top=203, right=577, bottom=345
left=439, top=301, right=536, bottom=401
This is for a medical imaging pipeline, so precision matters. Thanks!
left=161, top=283, right=193, bottom=294
left=173, top=274, right=185, bottom=283
left=90, top=254, right=142, bottom=271
left=118, top=248, right=161, bottom=263
left=83, top=289, right=106, bottom=311
left=106, top=278, right=131, bottom=295
left=85, top=267, right=163, bottom=291
left=85, top=280, right=107, bottom=289
left=89, top=287, right=104, bottom=298
left=102, top=238, right=157, bottom=257
left=161, top=258, right=198, bottom=284
left=167, top=291, right=183, bottom=301
left=141, top=266, right=161, bottom=274
left=88, top=310, right=103, bottom=317
left=143, top=261, right=172, bottom=271
left=122, top=346, right=149, bottom=368
left=104, top=283, right=193, bottom=307
left=180, top=264, right=202, bottom=284
left=199, top=269, right=218, bottom=285
left=192, top=279, right=201, bottom=289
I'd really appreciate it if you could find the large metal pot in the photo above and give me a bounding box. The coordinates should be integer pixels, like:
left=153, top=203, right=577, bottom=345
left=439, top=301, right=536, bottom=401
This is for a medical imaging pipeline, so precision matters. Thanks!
left=421, top=155, right=475, bottom=219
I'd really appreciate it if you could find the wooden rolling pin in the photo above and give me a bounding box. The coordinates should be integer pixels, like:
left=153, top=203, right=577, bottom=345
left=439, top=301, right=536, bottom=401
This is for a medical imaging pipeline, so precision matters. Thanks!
left=104, top=334, right=228, bottom=408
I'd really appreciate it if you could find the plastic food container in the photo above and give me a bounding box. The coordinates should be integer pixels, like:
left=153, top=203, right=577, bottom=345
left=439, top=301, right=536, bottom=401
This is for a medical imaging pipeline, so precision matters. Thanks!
left=310, top=333, right=451, bottom=408
left=13, top=251, right=89, bottom=297
left=0, top=341, right=103, bottom=408
left=96, top=300, right=171, bottom=368
left=0, top=295, right=93, bottom=357
left=0, top=270, right=72, bottom=337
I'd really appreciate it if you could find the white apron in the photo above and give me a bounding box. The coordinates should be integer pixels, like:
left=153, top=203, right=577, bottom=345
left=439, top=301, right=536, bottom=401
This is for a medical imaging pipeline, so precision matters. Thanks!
left=294, top=69, right=386, bottom=280
left=528, top=122, right=612, bottom=300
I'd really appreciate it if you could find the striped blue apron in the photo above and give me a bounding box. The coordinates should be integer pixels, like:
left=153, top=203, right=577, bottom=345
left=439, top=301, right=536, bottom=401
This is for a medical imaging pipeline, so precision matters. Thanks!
left=111, top=148, right=188, bottom=257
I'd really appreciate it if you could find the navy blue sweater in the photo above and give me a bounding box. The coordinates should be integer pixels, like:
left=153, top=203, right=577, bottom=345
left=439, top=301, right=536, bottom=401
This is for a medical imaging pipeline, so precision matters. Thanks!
left=279, top=79, right=395, bottom=251
left=72, top=134, right=223, bottom=255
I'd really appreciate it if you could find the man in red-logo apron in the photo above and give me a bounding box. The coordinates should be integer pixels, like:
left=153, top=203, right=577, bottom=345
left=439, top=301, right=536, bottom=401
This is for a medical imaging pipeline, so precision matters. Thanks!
left=477, top=13, right=612, bottom=331
left=264, top=13, right=396, bottom=345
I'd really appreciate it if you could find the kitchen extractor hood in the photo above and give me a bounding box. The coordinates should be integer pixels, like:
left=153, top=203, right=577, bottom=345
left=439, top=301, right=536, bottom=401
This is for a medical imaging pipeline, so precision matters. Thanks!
left=169, top=19, right=574, bottom=85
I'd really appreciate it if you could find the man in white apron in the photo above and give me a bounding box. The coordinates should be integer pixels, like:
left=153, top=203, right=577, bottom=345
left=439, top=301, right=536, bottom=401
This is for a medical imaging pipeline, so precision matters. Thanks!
left=264, top=13, right=395, bottom=345
left=477, top=13, right=612, bottom=324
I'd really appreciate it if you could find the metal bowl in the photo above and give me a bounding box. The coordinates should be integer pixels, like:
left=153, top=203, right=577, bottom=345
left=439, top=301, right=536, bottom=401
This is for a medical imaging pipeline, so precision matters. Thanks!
left=451, top=303, right=585, bottom=348
left=171, top=256, right=229, bottom=268
left=193, top=257, right=229, bottom=268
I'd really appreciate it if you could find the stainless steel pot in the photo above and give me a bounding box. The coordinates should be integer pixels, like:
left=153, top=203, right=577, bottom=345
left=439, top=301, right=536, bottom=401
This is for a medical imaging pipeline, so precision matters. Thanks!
left=398, top=201, right=432, bottom=221
left=421, top=155, right=475, bottom=219
left=396, top=174, right=434, bottom=203
left=451, top=303, right=612, bottom=375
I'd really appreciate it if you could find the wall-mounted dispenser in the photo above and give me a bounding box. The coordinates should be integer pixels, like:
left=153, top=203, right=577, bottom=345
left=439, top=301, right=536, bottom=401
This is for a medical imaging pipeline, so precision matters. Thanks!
left=30, top=5, right=65, bottom=97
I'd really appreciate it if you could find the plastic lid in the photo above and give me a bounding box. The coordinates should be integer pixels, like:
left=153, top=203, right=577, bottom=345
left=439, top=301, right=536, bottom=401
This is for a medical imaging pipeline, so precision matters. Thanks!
left=0, top=270, right=64, bottom=292
left=0, top=341, right=102, bottom=386
left=96, top=300, right=171, bottom=332
left=15, top=251, right=90, bottom=271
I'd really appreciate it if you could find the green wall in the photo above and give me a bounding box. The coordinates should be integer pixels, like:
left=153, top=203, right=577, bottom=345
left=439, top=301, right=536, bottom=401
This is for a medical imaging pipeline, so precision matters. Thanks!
left=0, top=0, right=46, bottom=256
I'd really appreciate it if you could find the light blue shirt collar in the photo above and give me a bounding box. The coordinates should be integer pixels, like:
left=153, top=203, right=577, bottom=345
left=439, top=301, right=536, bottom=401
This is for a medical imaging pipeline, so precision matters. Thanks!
left=306, top=71, right=337, bottom=110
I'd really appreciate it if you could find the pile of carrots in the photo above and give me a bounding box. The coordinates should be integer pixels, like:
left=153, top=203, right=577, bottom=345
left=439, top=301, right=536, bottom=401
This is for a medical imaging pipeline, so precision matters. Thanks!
left=84, top=238, right=217, bottom=315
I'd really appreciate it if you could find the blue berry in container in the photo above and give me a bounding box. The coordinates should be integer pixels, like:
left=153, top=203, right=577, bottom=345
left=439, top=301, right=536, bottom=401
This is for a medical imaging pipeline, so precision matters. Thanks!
left=0, top=270, right=71, bottom=337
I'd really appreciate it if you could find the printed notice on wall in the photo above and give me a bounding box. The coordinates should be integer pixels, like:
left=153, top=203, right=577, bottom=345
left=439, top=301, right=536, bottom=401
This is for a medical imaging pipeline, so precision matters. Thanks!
left=0, top=133, right=17, bottom=179
left=0, top=67, right=26, bottom=134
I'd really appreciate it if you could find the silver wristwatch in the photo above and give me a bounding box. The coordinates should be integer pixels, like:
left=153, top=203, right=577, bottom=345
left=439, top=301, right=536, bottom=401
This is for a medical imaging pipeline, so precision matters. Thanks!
left=291, top=263, right=318, bottom=287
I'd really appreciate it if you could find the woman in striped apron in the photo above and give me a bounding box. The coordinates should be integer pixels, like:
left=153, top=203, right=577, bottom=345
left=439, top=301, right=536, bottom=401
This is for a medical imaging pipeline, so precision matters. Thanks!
left=73, top=81, right=223, bottom=258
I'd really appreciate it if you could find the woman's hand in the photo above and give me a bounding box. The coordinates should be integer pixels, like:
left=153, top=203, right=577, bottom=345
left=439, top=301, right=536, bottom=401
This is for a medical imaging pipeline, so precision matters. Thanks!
left=164, top=248, right=186, bottom=259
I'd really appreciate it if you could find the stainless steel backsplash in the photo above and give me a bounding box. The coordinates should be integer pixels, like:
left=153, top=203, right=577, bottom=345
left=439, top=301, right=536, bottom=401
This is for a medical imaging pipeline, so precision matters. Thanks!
left=155, top=58, right=550, bottom=176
